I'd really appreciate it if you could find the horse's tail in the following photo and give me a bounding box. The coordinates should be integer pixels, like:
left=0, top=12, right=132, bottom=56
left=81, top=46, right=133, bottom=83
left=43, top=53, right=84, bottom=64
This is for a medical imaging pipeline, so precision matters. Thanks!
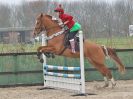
left=102, top=46, right=125, bottom=74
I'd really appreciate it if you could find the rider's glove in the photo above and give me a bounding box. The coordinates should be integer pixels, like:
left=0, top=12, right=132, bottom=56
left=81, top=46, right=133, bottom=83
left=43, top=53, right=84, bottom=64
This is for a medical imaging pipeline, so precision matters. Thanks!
left=64, top=25, right=68, bottom=30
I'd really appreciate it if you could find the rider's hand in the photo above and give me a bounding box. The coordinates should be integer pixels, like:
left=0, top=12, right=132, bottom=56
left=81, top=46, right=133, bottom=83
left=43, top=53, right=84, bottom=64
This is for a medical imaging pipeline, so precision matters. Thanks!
left=64, top=25, right=68, bottom=30
left=59, top=23, right=68, bottom=30
left=59, top=23, right=64, bottom=27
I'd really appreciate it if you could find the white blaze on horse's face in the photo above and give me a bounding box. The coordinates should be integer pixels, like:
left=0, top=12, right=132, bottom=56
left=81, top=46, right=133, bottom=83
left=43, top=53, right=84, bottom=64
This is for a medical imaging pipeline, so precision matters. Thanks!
left=35, top=20, right=38, bottom=25
left=34, top=18, right=42, bottom=36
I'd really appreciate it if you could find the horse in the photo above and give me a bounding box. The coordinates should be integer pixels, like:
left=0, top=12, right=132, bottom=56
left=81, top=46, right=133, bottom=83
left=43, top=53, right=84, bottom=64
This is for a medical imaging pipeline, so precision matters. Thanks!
left=33, top=13, right=125, bottom=88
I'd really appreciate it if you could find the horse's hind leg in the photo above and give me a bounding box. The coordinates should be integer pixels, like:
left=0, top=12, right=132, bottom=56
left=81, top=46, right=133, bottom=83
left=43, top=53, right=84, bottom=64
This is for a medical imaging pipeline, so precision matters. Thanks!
left=88, top=58, right=116, bottom=88
left=95, top=64, right=116, bottom=88
left=96, top=65, right=113, bottom=87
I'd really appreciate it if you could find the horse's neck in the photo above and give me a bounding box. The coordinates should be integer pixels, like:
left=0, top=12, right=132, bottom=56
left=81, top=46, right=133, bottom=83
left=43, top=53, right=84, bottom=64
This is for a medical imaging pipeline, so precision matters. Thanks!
left=45, top=17, right=62, bottom=36
left=44, top=17, right=64, bottom=46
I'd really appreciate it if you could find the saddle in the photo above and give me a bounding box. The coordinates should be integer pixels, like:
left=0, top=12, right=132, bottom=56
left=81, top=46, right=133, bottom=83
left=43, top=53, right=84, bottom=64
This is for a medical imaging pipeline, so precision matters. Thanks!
left=41, top=30, right=82, bottom=59
left=64, top=30, right=80, bottom=52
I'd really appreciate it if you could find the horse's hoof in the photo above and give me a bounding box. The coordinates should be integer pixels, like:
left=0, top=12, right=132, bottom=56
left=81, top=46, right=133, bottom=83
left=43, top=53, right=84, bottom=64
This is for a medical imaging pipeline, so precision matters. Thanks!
left=37, top=52, right=41, bottom=59
left=111, top=83, right=116, bottom=89
left=40, top=59, right=44, bottom=63
left=44, top=53, right=51, bottom=58
left=46, top=54, right=51, bottom=58
left=51, top=54, right=55, bottom=58
left=37, top=56, right=40, bottom=59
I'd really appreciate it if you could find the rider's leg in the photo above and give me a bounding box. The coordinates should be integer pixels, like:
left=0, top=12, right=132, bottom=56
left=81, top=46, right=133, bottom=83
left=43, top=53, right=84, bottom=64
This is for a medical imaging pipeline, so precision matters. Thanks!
left=69, top=31, right=78, bottom=53
left=69, top=39, right=76, bottom=53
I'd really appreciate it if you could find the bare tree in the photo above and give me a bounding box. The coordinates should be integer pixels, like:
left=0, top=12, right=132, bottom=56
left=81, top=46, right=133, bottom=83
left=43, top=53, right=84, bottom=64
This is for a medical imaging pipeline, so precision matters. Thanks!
left=1, top=0, right=133, bottom=38
left=0, top=4, right=11, bottom=27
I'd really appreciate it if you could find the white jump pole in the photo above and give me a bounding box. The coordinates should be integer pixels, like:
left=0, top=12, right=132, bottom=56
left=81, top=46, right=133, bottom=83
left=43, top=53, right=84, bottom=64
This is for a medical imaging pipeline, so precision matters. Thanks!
left=41, top=33, right=47, bottom=87
left=79, top=30, right=85, bottom=94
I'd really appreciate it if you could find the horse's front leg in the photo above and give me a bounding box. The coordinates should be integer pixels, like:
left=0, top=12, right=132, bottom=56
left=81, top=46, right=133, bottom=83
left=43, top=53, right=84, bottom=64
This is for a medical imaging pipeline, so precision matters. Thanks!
left=41, top=46, right=56, bottom=58
left=37, top=46, right=56, bottom=62
left=37, top=46, right=54, bottom=58
left=37, top=46, right=44, bottom=59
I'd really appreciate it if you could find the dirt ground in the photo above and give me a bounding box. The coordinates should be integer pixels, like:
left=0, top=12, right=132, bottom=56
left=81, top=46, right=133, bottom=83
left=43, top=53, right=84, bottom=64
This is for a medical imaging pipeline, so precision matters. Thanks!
left=0, top=80, right=132, bottom=99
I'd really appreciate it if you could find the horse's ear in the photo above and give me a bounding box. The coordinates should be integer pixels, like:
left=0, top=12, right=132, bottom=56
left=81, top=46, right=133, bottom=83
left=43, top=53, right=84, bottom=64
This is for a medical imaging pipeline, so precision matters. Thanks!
left=40, top=13, right=43, bottom=17
left=59, top=4, right=62, bottom=8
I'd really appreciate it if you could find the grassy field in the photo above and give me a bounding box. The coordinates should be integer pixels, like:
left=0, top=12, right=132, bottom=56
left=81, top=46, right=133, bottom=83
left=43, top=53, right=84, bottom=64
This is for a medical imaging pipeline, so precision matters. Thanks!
left=90, top=36, right=133, bottom=48
left=0, top=37, right=132, bottom=53
left=0, top=43, right=39, bottom=53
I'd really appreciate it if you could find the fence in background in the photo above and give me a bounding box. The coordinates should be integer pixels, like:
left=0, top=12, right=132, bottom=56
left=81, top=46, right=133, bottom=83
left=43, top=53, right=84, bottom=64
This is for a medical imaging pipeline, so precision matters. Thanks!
left=0, top=49, right=132, bottom=86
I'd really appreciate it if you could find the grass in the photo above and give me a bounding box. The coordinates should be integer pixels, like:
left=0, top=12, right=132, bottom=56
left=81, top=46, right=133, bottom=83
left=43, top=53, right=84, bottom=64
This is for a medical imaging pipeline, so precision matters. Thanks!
left=0, top=43, right=39, bottom=53
left=90, top=36, right=133, bottom=48
left=0, top=37, right=132, bottom=53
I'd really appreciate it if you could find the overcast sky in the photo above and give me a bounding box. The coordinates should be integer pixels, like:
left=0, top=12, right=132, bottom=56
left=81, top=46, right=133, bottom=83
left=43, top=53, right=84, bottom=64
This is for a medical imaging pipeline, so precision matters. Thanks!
left=0, top=0, right=119, bottom=5
left=0, top=0, right=37, bottom=5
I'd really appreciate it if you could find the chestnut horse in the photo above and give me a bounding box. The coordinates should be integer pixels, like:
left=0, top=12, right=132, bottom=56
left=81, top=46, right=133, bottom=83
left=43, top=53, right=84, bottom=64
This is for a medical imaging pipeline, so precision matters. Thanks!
left=33, top=13, right=125, bottom=88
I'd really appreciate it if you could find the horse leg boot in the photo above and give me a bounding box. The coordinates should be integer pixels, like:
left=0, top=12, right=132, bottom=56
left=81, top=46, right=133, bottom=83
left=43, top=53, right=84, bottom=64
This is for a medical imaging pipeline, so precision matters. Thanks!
left=39, top=52, right=51, bottom=63
left=103, top=76, right=109, bottom=88
left=103, top=69, right=116, bottom=88
left=105, top=68, right=116, bottom=88
left=104, top=77, right=116, bottom=88
left=44, top=52, right=51, bottom=58
left=69, top=39, right=76, bottom=53
left=110, top=77, right=116, bottom=88
left=37, top=46, right=46, bottom=59
left=51, top=53, right=55, bottom=58
left=37, top=52, right=42, bottom=59
left=44, top=52, right=55, bottom=58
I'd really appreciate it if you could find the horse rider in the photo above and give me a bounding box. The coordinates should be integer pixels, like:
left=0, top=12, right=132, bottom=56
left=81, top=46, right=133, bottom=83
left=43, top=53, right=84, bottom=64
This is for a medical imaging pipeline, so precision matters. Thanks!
left=54, top=4, right=81, bottom=53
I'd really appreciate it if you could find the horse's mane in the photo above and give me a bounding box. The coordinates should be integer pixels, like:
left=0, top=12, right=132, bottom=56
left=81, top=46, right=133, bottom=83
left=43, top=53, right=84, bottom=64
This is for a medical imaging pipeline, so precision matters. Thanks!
left=45, top=14, right=60, bottom=24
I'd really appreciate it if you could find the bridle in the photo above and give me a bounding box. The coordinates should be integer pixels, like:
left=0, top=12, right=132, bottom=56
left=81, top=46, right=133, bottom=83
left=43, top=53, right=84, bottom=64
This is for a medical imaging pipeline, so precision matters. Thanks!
left=34, top=15, right=65, bottom=40
left=34, top=17, right=45, bottom=36
left=34, top=14, right=68, bottom=55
